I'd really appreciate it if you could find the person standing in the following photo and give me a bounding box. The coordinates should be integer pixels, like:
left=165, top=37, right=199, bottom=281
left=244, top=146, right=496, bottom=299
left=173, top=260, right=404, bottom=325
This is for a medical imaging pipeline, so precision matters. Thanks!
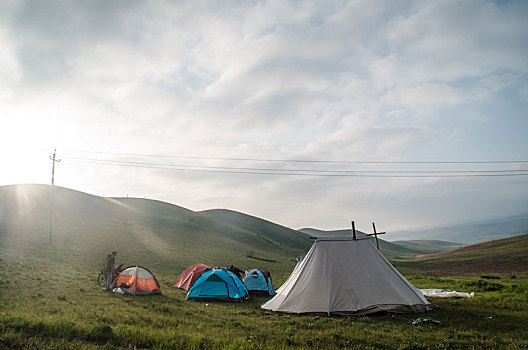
left=103, top=251, right=117, bottom=291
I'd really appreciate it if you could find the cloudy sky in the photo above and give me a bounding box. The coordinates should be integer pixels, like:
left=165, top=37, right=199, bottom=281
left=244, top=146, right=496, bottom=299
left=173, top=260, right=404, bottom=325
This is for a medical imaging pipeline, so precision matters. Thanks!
left=1, top=0, right=527, bottom=233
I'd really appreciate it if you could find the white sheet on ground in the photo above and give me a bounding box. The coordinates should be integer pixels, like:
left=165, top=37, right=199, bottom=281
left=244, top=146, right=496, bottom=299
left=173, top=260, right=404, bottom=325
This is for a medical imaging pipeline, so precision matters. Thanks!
left=420, top=289, right=474, bottom=298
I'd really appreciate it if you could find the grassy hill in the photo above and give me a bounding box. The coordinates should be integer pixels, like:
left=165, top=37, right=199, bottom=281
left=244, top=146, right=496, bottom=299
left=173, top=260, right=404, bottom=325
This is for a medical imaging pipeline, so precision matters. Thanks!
left=394, top=234, right=528, bottom=276
left=0, top=184, right=311, bottom=277
left=199, top=209, right=312, bottom=254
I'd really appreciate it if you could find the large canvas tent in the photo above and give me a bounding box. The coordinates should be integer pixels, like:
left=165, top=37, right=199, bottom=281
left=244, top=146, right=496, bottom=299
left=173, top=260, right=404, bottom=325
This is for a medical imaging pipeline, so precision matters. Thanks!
left=243, top=269, right=275, bottom=296
left=174, top=264, right=211, bottom=291
left=186, top=268, right=248, bottom=301
left=110, top=266, right=162, bottom=296
left=261, top=236, right=431, bottom=315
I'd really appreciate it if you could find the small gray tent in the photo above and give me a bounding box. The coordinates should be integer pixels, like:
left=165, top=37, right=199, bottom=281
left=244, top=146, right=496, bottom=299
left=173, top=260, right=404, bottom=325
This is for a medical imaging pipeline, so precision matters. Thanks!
left=261, top=235, right=431, bottom=315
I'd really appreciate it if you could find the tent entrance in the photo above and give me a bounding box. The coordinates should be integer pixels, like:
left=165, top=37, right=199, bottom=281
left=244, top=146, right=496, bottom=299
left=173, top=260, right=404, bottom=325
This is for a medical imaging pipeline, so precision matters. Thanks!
left=198, top=274, right=230, bottom=298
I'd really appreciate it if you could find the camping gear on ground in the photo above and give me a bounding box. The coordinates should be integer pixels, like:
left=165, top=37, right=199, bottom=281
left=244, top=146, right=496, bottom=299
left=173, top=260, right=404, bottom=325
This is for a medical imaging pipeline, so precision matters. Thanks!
left=243, top=269, right=276, bottom=296
left=421, top=289, right=475, bottom=298
left=410, top=317, right=441, bottom=325
left=110, top=266, right=162, bottom=296
left=228, top=265, right=244, bottom=279
left=174, top=264, right=212, bottom=291
left=186, top=268, right=248, bottom=301
left=261, top=236, right=432, bottom=315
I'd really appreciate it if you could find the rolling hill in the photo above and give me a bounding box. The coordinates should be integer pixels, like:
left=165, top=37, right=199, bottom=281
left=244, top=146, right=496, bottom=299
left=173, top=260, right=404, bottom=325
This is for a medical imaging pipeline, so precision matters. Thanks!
left=0, top=184, right=311, bottom=276
left=394, top=234, right=528, bottom=276
left=200, top=209, right=312, bottom=252
left=4, top=183, right=519, bottom=279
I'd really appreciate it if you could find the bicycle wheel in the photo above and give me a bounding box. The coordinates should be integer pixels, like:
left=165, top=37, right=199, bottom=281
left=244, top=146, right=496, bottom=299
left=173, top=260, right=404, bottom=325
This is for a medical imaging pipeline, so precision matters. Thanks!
left=97, top=271, right=105, bottom=286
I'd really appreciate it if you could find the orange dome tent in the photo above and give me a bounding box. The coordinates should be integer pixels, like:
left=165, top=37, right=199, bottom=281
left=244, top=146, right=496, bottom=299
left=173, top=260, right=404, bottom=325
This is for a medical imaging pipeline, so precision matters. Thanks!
left=110, top=266, right=161, bottom=296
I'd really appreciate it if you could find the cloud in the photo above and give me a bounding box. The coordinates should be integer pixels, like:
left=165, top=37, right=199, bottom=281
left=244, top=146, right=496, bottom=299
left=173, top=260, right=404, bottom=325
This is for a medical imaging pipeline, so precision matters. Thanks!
left=386, top=0, right=528, bottom=77
left=0, top=0, right=527, bottom=231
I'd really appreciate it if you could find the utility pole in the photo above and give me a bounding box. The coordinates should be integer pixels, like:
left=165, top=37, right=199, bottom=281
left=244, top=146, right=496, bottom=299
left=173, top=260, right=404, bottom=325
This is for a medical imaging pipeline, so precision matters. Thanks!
left=49, top=149, right=61, bottom=244
left=50, top=149, right=61, bottom=186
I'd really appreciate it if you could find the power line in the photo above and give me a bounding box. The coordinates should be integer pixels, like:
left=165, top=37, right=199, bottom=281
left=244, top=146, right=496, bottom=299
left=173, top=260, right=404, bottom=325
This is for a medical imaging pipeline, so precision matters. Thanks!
left=63, top=157, right=528, bottom=178
left=61, top=156, right=528, bottom=175
left=60, top=149, right=528, bottom=165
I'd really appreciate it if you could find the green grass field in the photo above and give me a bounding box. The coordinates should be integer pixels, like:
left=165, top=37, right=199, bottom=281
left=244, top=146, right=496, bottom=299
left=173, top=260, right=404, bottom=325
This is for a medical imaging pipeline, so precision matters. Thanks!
left=1, top=184, right=528, bottom=349
left=1, top=249, right=527, bottom=349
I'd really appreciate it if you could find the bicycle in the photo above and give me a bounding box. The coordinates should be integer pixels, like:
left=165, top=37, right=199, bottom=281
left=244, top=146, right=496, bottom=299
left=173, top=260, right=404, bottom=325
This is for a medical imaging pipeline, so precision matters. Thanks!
left=97, top=264, right=124, bottom=286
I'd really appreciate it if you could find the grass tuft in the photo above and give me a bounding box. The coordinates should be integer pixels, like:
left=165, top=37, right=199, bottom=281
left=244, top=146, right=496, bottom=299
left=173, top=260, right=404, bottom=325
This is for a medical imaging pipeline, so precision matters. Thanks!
left=480, top=274, right=501, bottom=279
left=246, top=255, right=277, bottom=262
left=459, top=279, right=505, bottom=292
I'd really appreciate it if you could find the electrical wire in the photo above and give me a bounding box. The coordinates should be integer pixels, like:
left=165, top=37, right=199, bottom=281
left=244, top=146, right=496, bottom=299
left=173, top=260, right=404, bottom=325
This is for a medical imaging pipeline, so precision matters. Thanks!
left=60, top=149, right=528, bottom=165
left=63, top=157, right=528, bottom=178
left=61, top=156, right=528, bottom=175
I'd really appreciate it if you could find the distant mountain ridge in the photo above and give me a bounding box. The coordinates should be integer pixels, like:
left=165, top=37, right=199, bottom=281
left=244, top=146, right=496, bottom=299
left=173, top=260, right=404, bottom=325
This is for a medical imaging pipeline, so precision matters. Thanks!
left=298, top=228, right=460, bottom=259
left=391, top=240, right=462, bottom=254
left=301, top=212, right=528, bottom=245
left=390, top=213, right=528, bottom=244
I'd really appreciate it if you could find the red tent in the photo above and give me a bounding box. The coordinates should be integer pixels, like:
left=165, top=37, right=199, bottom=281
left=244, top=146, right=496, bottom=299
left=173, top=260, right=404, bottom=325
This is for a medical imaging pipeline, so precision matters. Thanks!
left=174, top=264, right=211, bottom=291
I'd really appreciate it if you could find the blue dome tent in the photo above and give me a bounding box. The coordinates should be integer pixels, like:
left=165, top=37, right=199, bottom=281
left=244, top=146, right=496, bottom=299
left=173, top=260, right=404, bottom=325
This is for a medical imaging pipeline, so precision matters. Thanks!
left=186, top=268, right=248, bottom=301
left=243, top=269, right=275, bottom=296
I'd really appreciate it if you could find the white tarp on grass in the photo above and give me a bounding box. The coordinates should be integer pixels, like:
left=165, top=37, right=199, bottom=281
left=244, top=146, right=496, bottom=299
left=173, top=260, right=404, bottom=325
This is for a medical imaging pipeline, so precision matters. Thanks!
left=421, top=289, right=474, bottom=298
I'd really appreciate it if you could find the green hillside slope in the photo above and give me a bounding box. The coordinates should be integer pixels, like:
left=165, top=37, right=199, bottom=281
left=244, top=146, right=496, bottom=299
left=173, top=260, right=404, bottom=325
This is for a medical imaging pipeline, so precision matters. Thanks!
left=394, top=234, right=528, bottom=276
left=200, top=209, right=312, bottom=251
left=0, top=184, right=308, bottom=276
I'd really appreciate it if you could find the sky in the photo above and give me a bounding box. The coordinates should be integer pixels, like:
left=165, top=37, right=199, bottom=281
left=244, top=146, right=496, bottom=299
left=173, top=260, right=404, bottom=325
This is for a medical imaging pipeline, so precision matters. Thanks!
left=1, top=0, right=527, bottom=233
